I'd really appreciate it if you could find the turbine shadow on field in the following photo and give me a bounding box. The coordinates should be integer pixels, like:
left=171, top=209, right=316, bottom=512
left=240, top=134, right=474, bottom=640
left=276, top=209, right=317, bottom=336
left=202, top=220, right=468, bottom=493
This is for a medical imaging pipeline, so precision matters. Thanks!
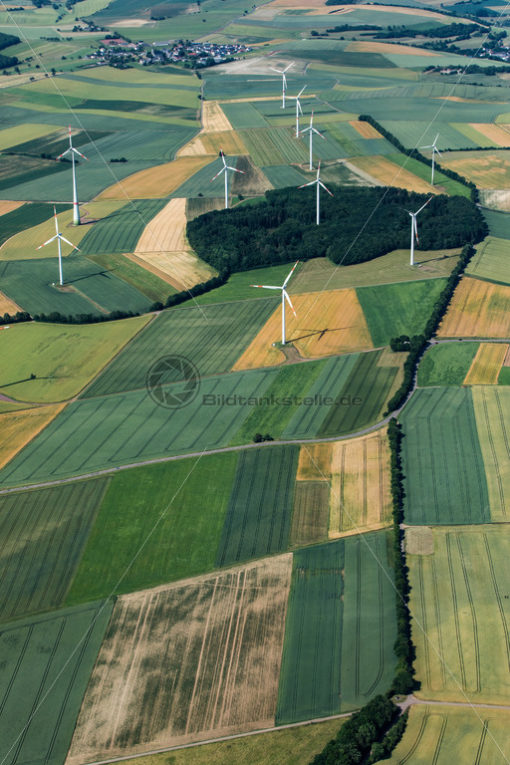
left=291, top=326, right=356, bottom=342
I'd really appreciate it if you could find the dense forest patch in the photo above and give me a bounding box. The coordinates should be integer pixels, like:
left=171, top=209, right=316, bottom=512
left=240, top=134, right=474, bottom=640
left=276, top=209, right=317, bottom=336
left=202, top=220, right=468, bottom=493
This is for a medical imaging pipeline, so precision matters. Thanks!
left=187, top=187, right=487, bottom=271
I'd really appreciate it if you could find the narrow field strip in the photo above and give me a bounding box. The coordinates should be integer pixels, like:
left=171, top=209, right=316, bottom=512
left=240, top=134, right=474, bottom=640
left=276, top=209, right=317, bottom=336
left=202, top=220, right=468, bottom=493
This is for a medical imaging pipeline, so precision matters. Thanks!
left=98, top=156, right=213, bottom=200
left=464, top=343, right=508, bottom=385
left=472, top=387, right=510, bottom=523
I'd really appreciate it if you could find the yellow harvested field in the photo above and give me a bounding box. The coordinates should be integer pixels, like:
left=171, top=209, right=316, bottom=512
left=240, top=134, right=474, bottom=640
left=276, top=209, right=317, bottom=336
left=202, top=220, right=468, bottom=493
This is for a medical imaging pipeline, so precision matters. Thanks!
left=349, top=156, right=438, bottom=193
left=0, top=404, right=65, bottom=470
left=136, top=198, right=188, bottom=252
left=177, top=130, right=248, bottom=157
left=464, top=343, right=508, bottom=384
left=0, top=292, right=21, bottom=315
left=349, top=120, right=382, bottom=138
left=233, top=289, right=372, bottom=371
left=348, top=40, right=437, bottom=56
left=0, top=201, right=24, bottom=217
left=98, top=156, right=212, bottom=200
left=438, top=277, right=510, bottom=338
left=128, top=251, right=215, bottom=292
left=329, top=428, right=392, bottom=537
left=296, top=442, right=333, bottom=481
left=66, top=555, right=293, bottom=762
left=470, top=123, right=510, bottom=147
left=505, top=346, right=510, bottom=366
left=201, top=100, right=233, bottom=132
left=440, top=153, right=510, bottom=188
left=270, top=0, right=448, bottom=18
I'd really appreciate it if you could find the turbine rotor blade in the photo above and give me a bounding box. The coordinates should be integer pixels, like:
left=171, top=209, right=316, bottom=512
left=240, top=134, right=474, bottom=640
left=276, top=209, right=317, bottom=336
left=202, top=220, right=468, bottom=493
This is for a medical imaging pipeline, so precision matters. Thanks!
left=250, top=284, right=282, bottom=290
left=57, top=147, right=71, bottom=160
left=283, top=289, right=296, bottom=317
left=72, top=147, right=88, bottom=160
left=298, top=85, right=306, bottom=97
left=282, top=73, right=287, bottom=89
left=283, top=62, right=293, bottom=72
left=226, top=165, right=244, bottom=173
left=298, top=180, right=316, bottom=189
left=37, top=234, right=58, bottom=249
left=319, top=180, right=333, bottom=196
left=416, top=196, right=433, bottom=215
left=60, top=235, right=79, bottom=249
left=283, top=260, right=299, bottom=288
left=210, top=166, right=226, bottom=182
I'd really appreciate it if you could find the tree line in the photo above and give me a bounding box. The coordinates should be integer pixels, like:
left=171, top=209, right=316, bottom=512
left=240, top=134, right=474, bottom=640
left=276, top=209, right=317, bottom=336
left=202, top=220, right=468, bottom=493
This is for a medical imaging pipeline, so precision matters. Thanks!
left=187, top=186, right=487, bottom=272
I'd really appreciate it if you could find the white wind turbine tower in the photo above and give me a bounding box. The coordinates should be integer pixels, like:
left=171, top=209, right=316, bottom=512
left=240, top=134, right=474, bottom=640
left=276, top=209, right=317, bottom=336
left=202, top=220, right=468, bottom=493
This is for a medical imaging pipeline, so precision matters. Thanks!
left=421, top=133, right=441, bottom=186
left=37, top=207, right=79, bottom=286
left=210, top=149, right=244, bottom=209
left=270, top=62, right=293, bottom=109
left=290, top=85, right=306, bottom=138
left=57, top=126, right=88, bottom=226
left=407, top=197, right=432, bottom=266
left=251, top=261, right=299, bottom=345
left=298, top=161, right=333, bottom=225
left=300, top=110, right=325, bottom=171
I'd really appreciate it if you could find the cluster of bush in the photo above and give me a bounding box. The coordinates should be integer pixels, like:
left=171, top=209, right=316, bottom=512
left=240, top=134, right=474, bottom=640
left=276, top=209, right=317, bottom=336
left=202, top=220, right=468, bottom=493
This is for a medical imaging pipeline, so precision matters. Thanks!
left=384, top=243, right=476, bottom=413
left=0, top=311, right=31, bottom=326
left=358, top=115, right=479, bottom=203
left=32, top=309, right=141, bottom=324
left=187, top=185, right=486, bottom=271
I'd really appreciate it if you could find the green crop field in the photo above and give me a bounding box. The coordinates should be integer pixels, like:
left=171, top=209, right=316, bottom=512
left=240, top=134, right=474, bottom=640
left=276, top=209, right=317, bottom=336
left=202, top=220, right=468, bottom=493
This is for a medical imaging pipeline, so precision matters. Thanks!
left=386, top=153, right=470, bottom=197
left=193, top=263, right=299, bottom=305
left=231, top=361, right=327, bottom=444
left=317, top=351, right=400, bottom=437
left=78, top=199, right=167, bottom=255
left=277, top=531, right=396, bottom=723
left=66, top=454, right=238, bottom=604
left=356, top=279, right=448, bottom=347
left=409, top=526, right=510, bottom=704
left=237, top=128, right=309, bottom=167
left=0, top=202, right=70, bottom=248
left=483, top=209, right=510, bottom=240
left=216, top=446, right=299, bottom=567
left=0, top=316, right=150, bottom=403
left=0, top=367, right=279, bottom=486
left=400, top=387, right=490, bottom=525
left=0, top=480, right=108, bottom=621
left=472, top=386, right=510, bottom=524
left=418, top=342, right=480, bottom=387
left=87, top=253, right=174, bottom=304
left=467, top=237, right=510, bottom=285
left=388, top=705, right=510, bottom=763
left=0, top=153, right=68, bottom=193
left=83, top=297, right=278, bottom=398
left=0, top=256, right=152, bottom=317
left=220, top=102, right=270, bottom=129
left=0, top=601, right=112, bottom=765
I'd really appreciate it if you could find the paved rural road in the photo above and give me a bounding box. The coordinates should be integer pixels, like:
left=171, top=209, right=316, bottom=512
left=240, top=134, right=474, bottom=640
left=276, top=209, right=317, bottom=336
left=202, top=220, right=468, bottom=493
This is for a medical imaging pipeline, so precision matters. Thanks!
left=2, top=337, right=509, bottom=496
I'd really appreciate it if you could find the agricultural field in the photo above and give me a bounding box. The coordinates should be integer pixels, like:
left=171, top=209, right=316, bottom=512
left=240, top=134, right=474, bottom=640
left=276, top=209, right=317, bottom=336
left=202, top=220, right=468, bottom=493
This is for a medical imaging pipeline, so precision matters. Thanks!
left=66, top=454, right=238, bottom=604
left=216, top=446, right=299, bottom=567
left=277, top=532, right=396, bottom=723
left=66, top=555, right=293, bottom=761
left=0, top=202, right=71, bottom=248
left=418, top=341, right=480, bottom=387
left=78, top=199, right=168, bottom=255
left=0, top=316, right=151, bottom=403
left=83, top=297, right=279, bottom=398
left=233, top=288, right=373, bottom=371
left=87, top=252, right=174, bottom=304
left=0, top=480, right=108, bottom=621
left=0, top=290, right=20, bottom=314
left=110, top=718, right=344, bottom=765
left=0, top=403, right=64, bottom=470
left=464, top=342, right=508, bottom=385
left=0, top=601, right=112, bottom=765
left=482, top=208, right=510, bottom=240
left=347, top=155, right=437, bottom=194
left=467, top=237, right=510, bottom=285
left=472, top=386, right=510, bottom=523
left=387, top=705, right=510, bottom=764
left=98, top=156, right=213, bottom=199
left=440, top=150, right=510, bottom=188
left=178, top=129, right=247, bottom=157
left=409, top=526, right=510, bottom=704
left=437, top=277, right=510, bottom=338
left=400, top=387, right=490, bottom=525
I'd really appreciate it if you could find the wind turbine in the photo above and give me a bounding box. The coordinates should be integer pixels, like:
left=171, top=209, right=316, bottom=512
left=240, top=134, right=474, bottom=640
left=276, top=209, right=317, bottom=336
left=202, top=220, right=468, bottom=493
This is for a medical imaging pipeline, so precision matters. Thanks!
left=37, top=206, right=79, bottom=286
left=210, top=150, right=244, bottom=209
left=57, top=126, right=88, bottom=226
left=251, top=261, right=299, bottom=346
left=298, top=161, right=333, bottom=226
left=421, top=133, right=441, bottom=186
left=270, top=62, right=293, bottom=109
left=300, top=110, right=325, bottom=171
left=290, top=85, right=306, bottom=138
left=407, top=197, right=432, bottom=266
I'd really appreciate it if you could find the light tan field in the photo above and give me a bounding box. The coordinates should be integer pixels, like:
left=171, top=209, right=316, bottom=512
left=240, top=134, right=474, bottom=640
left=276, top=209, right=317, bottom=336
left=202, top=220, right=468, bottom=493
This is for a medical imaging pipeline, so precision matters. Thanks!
left=269, top=0, right=448, bottom=18
left=232, top=289, right=373, bottom=371
left=136, top=198, right=188, bottom=252
left=0, top=201, right=24, bottom=217
left=177, top=130, right=248, bottom=157
left=479, top=189, right=510, bottom=211
left=0, top=404, right=65, bottom=470
left=348, top=156, right=438, bottom=193
left=329, top=428, right=392, bottom=537
left=464, top=342, right=508, bottom=384
left=349, top=120, right=382, bottom=138
left=438, top=277, right=510, bottom=338
left=66, top=555, right=292, bottom=763
left=0, top=292, right=21, bottom=315
left=348, top=40, right=437, bottom=56
left=98, top=156, right=212, bottom=200
left=201, top=100, right=233, bottom=132
left=128, top=251, right=215, bottom=292
left=440, top=152, right=510, bottom=188
left=470, top=123, right=510, bottom=147
left=505, top=346, right=510, bottom=366
left=405, top=526, right=434, bottom=556
left=296, top=442, right=333, bottom=481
